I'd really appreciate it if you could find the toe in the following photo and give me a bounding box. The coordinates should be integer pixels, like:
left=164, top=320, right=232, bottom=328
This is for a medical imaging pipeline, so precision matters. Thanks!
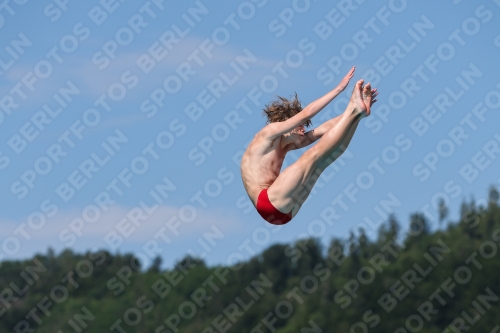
left=363, top=83, right=371, bottom=94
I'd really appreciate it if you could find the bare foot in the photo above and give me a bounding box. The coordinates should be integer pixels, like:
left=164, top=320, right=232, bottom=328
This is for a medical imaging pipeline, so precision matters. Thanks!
left=347, top=79, right=367, bottom=116
left=362, top=83, right=378, bottom=116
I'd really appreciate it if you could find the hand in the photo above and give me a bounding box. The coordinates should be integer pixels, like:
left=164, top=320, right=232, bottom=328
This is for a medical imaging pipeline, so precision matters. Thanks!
left=339, top=66, right=355, bottom=91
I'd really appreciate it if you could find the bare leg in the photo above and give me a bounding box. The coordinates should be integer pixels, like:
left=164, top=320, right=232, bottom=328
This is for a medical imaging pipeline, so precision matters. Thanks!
left=292, top=83, right=378, bottom=195
left=296, top=84, right=378, bottom=211
left=302, top=115, right=362, bottom=199
left=317, top=89, right=371, bottom=169
left=294, top=83, right=378, bottom=214
left=268, top=80, right=371, bottom=216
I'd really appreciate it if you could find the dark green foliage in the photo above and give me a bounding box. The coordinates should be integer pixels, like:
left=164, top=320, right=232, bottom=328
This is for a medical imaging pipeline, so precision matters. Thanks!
left=1, top=188, right=500, bottom=332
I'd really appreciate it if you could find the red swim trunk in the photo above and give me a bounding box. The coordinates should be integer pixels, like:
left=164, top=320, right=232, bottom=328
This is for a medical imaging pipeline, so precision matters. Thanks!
left=256, top=188, right=292, bottom=225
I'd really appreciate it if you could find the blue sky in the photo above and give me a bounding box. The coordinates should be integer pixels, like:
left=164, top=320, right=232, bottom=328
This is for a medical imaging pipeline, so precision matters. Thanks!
left=1, top=0, right=499, bottom=269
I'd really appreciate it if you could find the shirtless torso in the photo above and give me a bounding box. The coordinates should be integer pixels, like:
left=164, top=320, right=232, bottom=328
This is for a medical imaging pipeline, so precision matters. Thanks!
left=240, top=132, right=292, bottom=207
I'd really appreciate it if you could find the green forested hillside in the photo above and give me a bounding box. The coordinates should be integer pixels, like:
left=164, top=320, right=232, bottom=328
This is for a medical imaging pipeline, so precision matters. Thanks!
left=1, top=188, right=500, bottom=333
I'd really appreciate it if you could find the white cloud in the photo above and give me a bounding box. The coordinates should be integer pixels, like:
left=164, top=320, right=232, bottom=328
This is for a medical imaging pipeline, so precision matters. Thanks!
left=3, top=35, right=281, bottom=102
left=71, top=35, right=279, bottom=96
left=0, top=204, right=244, bottom=262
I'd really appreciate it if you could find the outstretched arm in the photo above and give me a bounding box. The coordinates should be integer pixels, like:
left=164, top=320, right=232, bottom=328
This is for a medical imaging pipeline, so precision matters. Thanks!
left=288, top=86, right=379, bottom=151
left=262, top=67, right=355, bottom=140
left=301, top=66, right=355, bottom=117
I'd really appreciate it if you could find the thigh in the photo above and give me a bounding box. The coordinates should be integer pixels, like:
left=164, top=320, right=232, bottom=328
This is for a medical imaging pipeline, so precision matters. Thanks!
left=267, top=150, right=324, bottom=216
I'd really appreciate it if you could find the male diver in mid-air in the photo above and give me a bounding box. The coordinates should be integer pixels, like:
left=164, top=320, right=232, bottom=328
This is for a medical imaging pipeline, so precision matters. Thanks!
left=240, top=67, right=378, bottom=225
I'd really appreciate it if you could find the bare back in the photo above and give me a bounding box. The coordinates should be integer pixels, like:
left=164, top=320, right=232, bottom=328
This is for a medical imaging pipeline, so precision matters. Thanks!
left=240, top=131, right=291, bottom=206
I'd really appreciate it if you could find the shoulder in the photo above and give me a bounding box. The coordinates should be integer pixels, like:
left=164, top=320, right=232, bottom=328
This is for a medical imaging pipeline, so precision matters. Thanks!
left=252, top=127, right=282, bottom=149
left=259, top=123, right=282, bottom=140
left=257, top=124, right=274, bottom=140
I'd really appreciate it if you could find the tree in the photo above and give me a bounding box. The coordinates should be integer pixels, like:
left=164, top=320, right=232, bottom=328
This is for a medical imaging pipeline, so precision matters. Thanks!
left=261, top=244, right=291, bottom=293
left=489, top=186, right=499, bottom=206
left=148, top=255, right=163, bottom=273
left=378, top=214, right=400, bottom=244
left=403, top=213, right=429, bottom=249
left=294, top=238, right=324, bottom=275
left=327, top=238, right=345, bottom=271
left=438, top=198, right=448, bottom=226
left=3, top=184, right=500, bottom=333
left=408, top=213, right=430, bottom=238
left=460, top=199, right=471, bottom=220
left=347, top=231, right=358, bottom=256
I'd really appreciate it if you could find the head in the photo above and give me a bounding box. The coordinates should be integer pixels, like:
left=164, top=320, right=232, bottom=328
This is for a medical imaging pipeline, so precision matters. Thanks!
left=262, top=93, right=312, bottom=136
